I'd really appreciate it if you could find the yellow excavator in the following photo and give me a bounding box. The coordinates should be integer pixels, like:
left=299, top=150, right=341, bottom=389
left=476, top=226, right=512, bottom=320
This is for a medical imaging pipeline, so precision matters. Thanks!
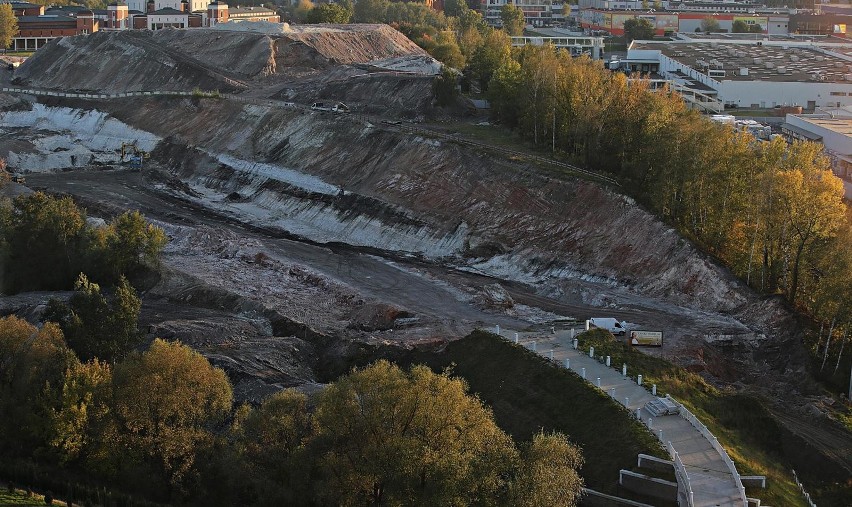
left=120, top=142, right=150, bottom=169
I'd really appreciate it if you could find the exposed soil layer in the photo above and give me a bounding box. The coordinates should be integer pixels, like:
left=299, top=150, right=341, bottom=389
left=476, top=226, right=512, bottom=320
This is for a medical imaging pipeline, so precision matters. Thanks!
left=2, top=25, right=850, bottom=499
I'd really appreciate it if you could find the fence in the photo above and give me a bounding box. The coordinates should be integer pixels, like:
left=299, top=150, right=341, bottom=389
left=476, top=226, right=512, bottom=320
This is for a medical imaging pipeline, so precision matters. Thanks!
left=668, top=441, right=695, bottom=507
left=791, top=469, right=818, bottom=507
left=665, top=395, right=748, bottom=505
left=1, top=85, right=621, bottom=187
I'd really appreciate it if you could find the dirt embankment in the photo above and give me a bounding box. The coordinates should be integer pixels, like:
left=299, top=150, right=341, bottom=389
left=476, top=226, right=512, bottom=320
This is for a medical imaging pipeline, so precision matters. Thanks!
left=13, top=26, right=436, bottom=99
left=106, top=97, right=754, bottom=316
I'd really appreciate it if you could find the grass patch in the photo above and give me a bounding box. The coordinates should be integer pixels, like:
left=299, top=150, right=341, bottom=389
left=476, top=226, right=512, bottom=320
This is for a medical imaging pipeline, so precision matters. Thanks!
left=0, top=487, right=46, bottom=506
left=430, top=120, right=527, bottom=151
left=407, top=330, right=666, bottom=495
left=576, top=329, right=848, bottom=506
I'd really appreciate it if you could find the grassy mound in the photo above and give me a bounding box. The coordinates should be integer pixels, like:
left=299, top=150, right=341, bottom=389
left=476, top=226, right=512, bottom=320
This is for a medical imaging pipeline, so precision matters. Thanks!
left=407, top=330, right=666, bottom=495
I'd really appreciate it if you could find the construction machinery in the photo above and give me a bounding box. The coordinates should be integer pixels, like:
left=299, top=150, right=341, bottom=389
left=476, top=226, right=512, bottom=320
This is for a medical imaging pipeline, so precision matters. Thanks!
left=120, top=142, right=150, bottom=169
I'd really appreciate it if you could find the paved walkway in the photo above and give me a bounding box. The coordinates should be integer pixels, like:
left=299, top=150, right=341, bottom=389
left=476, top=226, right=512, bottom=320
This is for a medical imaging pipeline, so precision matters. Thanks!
left=508, top=327, right=746, bottom=507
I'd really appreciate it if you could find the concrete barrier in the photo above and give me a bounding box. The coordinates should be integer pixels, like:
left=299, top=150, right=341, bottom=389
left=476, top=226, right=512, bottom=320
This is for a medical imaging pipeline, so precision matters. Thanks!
left=741, top=476, right=766, bottom=489
left=637, top=454, right=674, bottom=472
left=580, top=488, right=656, bottom=507
left=618, top=470, right=678, bottom=502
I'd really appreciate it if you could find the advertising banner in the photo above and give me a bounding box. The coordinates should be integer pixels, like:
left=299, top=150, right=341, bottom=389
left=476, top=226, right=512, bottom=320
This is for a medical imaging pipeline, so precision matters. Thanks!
left=628, top=330, right=663, bottom=347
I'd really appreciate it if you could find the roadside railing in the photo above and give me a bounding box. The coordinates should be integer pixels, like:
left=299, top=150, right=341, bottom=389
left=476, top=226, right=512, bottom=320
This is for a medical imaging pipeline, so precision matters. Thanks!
left=666, top=394, right=748, bottom=505
left=668, top=441, right=695, bottom=507
left=792, top=469, right=817, bottom=507
left=1, top=85, right=620, bottom=187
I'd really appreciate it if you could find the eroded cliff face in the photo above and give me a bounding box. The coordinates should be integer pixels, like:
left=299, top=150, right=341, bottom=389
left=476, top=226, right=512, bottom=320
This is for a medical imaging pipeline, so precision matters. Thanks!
left=94, top=97, right=755, bottom=318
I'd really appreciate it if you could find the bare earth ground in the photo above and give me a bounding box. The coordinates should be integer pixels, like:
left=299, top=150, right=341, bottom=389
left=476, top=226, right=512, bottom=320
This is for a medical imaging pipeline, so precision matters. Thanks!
left=1, top=25, right=849, bottom=496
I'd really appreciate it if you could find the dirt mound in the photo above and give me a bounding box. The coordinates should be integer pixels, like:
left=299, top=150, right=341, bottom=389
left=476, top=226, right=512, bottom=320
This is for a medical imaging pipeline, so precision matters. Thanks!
left=13, top=25, right=432, bottom=95
left=281, top=24, right=427, bottom=66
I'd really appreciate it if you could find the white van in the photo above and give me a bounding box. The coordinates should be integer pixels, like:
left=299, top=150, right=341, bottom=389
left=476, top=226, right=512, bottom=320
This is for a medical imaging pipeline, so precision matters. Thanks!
left=589, top=317, right=627, bottom=336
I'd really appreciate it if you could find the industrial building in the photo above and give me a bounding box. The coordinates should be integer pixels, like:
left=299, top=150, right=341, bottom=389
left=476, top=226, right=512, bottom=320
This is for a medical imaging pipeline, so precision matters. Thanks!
left=578, top=8, right=792, bottom=36
left=783, top=107, right=852, bottom=181
left=624, top=34, right=852, bottom=112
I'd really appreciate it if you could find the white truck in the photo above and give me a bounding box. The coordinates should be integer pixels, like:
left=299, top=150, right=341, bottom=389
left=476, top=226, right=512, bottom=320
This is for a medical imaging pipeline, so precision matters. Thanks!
left=589, top=317, right=628, bottom=336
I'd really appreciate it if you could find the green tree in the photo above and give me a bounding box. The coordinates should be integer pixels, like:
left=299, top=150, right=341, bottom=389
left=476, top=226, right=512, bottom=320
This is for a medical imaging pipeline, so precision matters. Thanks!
left=50, top=359, right=113, bottom=467
left=307, top=2, right=352, bottom=23
left=353, top=0, right=389, bottom=23
left=231, top=390, right=313, bottom=504
left=775, top=143, right=845, bottom=305
left=112, top=339, right=233, bottom=488
left=1, top=192, right=86, bottom=293
left=47, top=274, right=142, bottom=363
left=432, top=66, right=459, bottom=106
left=470, top=28, right=512, bottom=92
left=732, top=19, right=749, bottom=33
left=701, top=16, right=721, bottom=33
left=0, top=3, right=18, bottom=51
left=430, top=31, right=466, bottom=69
left=749, top=23, right=763, bottom=33
left=443, top=0, right=468, bottom=18
left=623, top=17, right=654, bottom=42
left=500, top=4, right=526, bottom=36
left=488, top=58, right=523, bottom=126
left=511, top=432, right=584, bottom=507
left=0, top=316, right=77, bottom=457
left=313, top=361, right=518, bottom=506
left=94, top=210, right=167, bottom=281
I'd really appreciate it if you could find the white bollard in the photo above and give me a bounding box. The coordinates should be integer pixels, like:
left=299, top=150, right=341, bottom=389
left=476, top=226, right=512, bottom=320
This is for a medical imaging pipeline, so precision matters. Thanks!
left=570, top=328, right=575, bottom=339
left=573, top=338, right=578, bottom=350
left=658, top=429, right=663, bottom=440
left=549, top=350, right=554, bottom=360
left=637, top=374, right=643, bottom=386
left=636, top=408, right=641, bottom=419
left=585, top=320, right=590, bottom=331
left=596, top=377, right=601, bottom=388
left=565, top=358, right=570, bottom=369
left=610, top=388, right=615, bottom=398
left=514, top=332, right=519, bottom=344
left=532, top=341, right=537, bottom=352
left=622, top=364, right=627, bottom=376
left=581, top=368, right=586, bottom=379
left=625, top=396, right=630, bottom=407
left=652, top=384, right=657, bottom=396
left=648, top=417, right=654, bottom=429
left=495, top=325, right=500, bottom=335
left=589, top=346, right=595, bottom=358
left=606, top=355, right=611, bottom=367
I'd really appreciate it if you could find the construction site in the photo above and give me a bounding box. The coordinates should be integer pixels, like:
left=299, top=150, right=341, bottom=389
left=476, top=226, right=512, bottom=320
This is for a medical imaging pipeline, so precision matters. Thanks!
left=1, top=24, right=850, bottom=506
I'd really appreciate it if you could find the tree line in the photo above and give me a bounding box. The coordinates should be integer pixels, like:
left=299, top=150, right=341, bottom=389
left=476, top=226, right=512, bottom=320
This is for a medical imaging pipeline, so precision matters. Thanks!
left=0, top=192, right=584, bottom=505
left=1, top=316, right=585, bottom=506
left=0, top=192, right=167, bottom=294
left=478, top=41, right=850, bottom=390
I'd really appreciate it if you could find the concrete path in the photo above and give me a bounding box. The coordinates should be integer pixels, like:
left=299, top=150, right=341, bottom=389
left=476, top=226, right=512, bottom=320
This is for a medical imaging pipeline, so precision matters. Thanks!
left=507, top=327, right=746, bottom=507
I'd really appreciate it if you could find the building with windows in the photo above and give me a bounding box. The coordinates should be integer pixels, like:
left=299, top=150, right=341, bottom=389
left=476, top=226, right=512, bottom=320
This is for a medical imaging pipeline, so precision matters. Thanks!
left=579, top=8, right=790, bottom=36
left=783, top=107, right=852, bottom=181
left=4, top=0, right=281, bottom=48
left=480, top=0, right=568, bottom=28
left=624, top=34, right=852, bottom=111
left=5, top=2, right=100, bottom=51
